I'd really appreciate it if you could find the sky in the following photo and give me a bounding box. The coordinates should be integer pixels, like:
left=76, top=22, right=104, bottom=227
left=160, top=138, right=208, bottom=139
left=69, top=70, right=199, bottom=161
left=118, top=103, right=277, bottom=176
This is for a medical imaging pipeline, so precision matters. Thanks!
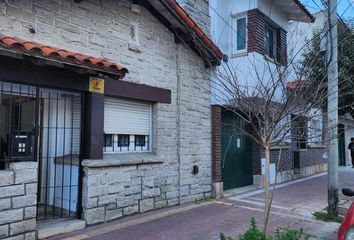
left=302, top=0, right=354, bottom=21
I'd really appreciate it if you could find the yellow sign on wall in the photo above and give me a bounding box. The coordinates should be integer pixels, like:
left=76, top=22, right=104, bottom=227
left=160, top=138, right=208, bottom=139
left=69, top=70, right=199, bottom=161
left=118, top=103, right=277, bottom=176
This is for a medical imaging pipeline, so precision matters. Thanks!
left=89, top=77, right=104, bottom=94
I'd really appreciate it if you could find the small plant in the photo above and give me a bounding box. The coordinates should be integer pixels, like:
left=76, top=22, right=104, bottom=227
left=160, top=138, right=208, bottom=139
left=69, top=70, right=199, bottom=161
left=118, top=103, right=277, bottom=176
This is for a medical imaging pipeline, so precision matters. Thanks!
left=275, top=228, right=313, bottom=240
left=312, top=211, right=342, bottom=223
left=194, top=197, right=213, bottom=204
left=239, top=218, right=267, bottom=240
left=220, top=219, right=312, bottom=240
left=220, top=233, right=235, bottom=240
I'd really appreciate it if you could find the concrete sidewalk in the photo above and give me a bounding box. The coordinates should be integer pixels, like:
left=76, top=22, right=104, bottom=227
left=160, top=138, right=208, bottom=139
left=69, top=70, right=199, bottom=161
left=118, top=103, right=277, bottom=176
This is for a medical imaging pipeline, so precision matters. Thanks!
left=49, top=201, right=337, bottom=240
left=48, top=169, right=354, bottom=240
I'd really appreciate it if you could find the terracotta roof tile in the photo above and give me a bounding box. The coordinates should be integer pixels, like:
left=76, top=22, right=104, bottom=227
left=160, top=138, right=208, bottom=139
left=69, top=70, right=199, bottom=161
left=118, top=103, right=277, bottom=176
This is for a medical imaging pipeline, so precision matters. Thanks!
left=287, top=80, right=312, bottom=90
left=164, top=0, right=223, bottom=61
left=0, top=34, right=129, bottom=78
left=292, top=0, right=315, bottom=23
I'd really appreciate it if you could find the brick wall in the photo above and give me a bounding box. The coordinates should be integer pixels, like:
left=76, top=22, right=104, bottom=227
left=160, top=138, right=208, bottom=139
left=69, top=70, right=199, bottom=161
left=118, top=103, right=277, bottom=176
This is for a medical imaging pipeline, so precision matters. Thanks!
left=211, top=105, right=222, bottom=182
left=252, top=144, right=327, bottom=175
left=299, top=148, right=327, bottom=167
left=0, top=162, right=37, bottom=240
left=248, top=9, right=265, bottom=56
left=278, top=29, right=287, bottom=65
left=247, top=9, right=287, bottom=65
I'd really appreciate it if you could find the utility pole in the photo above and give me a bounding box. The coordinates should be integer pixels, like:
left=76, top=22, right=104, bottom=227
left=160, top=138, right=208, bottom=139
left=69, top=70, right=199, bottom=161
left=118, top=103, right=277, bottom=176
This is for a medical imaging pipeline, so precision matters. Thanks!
left=327, top=0, right=339, bottom=217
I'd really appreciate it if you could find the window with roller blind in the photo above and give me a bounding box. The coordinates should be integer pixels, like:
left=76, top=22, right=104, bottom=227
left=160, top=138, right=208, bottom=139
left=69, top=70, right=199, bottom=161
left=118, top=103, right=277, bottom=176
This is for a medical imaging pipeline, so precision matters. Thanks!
left=103, top=97, right=152, bottom=153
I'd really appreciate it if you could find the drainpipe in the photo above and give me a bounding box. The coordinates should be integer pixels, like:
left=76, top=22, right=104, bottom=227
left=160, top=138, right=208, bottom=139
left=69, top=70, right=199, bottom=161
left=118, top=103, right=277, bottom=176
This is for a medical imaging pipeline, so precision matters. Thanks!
left=176, top=44, right=182, bottom=205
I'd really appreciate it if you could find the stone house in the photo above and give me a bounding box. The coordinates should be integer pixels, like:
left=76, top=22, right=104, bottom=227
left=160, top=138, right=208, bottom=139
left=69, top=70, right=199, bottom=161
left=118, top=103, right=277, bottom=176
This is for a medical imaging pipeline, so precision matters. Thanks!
left=0, top=0, right=222, bottom=239
left=209, top=0, right=327, bottom=197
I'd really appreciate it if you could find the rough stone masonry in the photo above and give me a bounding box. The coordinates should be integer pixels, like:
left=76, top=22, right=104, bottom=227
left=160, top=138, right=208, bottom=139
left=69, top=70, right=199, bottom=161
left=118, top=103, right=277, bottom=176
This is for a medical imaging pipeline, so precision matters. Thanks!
left=0, top=162, right=37, bottom=240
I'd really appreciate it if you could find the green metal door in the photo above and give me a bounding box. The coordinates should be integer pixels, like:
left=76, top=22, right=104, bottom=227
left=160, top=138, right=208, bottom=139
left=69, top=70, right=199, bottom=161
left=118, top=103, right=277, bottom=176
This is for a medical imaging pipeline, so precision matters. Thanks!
left=221, top=111, right=253, bottom=190
left=338, top=124, right=346, bottom=166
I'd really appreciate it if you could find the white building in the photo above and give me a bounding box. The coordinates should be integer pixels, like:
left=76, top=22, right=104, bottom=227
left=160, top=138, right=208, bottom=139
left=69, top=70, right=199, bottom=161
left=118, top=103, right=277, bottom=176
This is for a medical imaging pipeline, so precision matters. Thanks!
left=209, top=0, right=314, bottom=104
left=209, top=1, right=330, bottom=196
left=288, top=11, right=354, bottom=167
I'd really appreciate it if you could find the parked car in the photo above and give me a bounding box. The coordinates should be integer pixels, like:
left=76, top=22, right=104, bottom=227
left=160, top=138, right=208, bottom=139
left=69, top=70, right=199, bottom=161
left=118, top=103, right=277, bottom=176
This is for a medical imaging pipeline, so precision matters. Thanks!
left=338, top=188, right=354, bottom=240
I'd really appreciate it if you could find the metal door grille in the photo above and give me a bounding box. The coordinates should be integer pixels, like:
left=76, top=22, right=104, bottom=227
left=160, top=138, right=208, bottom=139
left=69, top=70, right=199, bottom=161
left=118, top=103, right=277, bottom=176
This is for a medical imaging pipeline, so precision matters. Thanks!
left=37, top=88, right=82, bottom=220
left=293, top=151, right=300, bottom=174
left=0, top=80, right=82, bottom=221
left=0, top=82, right=37, bottom=170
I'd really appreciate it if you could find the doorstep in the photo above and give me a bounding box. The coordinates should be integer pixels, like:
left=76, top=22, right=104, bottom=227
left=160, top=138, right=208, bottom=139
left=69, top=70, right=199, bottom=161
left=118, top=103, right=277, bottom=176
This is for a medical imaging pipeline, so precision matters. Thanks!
left=37, top=219, right=86, bottom=239
left=339, top=199, right=352, bottom=216
left=223, top=185, right=260, bottom=198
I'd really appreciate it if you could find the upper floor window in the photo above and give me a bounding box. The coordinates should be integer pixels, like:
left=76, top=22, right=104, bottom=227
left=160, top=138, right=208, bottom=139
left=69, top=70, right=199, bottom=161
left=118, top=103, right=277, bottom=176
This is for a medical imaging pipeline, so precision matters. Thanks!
left=232, top=15, right=247, bottom=54
left=104, top=97, right=152, bottom=153
left=292, top=115, right=308, bottom=150
left=264, top=25, right=278, bottom=59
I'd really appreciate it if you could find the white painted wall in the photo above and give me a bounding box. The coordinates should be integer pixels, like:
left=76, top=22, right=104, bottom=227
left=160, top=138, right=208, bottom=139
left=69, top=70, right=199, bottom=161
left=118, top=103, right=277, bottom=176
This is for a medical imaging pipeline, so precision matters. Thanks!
left=258, top=0, right=289, bottom=31
left=209, top=0, right=289, bottom=105
left=340, top=116, right=354, bottom=166
left=287, top=11, right=326, bottom=81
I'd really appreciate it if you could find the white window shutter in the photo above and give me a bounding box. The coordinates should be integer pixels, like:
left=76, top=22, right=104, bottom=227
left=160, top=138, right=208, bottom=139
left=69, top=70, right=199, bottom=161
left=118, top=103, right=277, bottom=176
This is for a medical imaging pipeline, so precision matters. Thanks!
left=316, top=110, right=323, bottom=144
left=104, top=97, right=151, bottom=135
left=308, top=108, right=323, bottom=144
left=307, top=118, right=314, bottom=144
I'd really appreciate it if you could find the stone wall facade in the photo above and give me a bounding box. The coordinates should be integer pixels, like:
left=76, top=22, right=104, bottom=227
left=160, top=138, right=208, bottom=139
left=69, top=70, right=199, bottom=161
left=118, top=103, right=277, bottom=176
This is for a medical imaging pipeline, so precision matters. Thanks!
left=0, top=162, right=37, bottom=240
left=177, top=0, right=210, bottom=35
left=0, top=0, right=212, bottom=226
left=81, top=153, right=211, bottom=225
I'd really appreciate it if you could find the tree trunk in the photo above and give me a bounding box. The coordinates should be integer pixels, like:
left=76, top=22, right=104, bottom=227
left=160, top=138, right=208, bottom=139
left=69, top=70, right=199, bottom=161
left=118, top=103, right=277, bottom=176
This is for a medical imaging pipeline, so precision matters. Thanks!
left=263, top=145, right=271, bottom=234
left=328, top=187, right=339, bottom=216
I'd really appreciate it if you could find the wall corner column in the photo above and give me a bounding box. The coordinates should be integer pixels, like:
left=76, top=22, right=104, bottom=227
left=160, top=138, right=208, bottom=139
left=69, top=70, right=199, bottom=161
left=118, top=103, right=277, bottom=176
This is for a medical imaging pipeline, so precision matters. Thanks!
left=211, top=105, right=223, bottom=199
left=83, top=92, right=104, bottom=160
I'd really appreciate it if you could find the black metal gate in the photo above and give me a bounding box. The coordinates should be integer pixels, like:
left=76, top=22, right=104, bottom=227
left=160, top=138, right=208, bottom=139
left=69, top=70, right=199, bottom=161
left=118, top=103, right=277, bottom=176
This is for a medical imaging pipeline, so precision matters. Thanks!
left=36, top=87, right=82, bottom=220
left=0, top=81, right=83, bottom=221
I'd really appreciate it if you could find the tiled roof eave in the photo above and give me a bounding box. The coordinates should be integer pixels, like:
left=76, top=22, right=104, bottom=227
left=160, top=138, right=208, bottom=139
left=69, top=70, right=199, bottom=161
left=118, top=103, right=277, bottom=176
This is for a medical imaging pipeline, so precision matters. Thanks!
left=0, top=34, right=129, bottom=79
left=292, top=0, right=316, bottom=23
left=162, top=0, right=223, bottom=62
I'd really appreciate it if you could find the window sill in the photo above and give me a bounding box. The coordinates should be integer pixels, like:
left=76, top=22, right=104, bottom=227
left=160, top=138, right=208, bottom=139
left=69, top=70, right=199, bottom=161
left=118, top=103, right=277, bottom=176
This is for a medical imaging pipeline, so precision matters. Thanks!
left=81, top=152, right=163, bottom=168
left=128, top=43, right=141, bottom=53
left=270, top=145, right=290, bottom=150
left=308, top=144, right=326, bottom=149
left=263, top=55, right=281, bottom=65
left=230, top=51, right=248, bottom=58
left=54, top=154, right=80, bottom=166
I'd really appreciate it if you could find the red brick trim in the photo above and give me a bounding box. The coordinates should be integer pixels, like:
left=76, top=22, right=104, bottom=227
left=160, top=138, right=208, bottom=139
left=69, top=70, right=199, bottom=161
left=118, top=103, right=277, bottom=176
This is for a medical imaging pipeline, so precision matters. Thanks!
left=247, top=9, right=288, bottom=66
left=278, top=28, right=287, bottom=65
left=247, top=9, right=265, bottom=55
left=212, top=105, right=222, bottom=182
